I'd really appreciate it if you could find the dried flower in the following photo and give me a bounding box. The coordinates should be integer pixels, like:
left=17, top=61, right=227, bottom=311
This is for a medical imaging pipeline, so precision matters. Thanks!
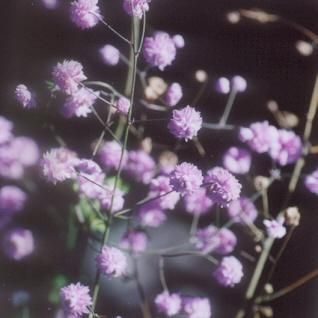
left=215, top=77, right=230, bottom=94
left=120, top=230, right=148, bottom=253
left=172, top=34, right=185, bottom=48
left=138, top=201, right=167, bottom=228
left=0, top=116, right=13, bottom=144
left=115, top=97, right=130, bottom=115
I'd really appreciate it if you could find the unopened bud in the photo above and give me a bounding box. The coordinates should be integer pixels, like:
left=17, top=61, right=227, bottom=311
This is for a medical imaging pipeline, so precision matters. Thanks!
left=140, top=137, right=152, bottom=154
left=264, top=283, right=274, bottom=294
left=296, top=40, right=314, bottom=56
left=158, top=151, right=178, bottom=174
left=226, top=11, right=241, bottom=24
left=284, top=206, right=300, bottom=226
left=195, top=70, right=208, bottom=83
left=144, top=77, right=167, bottom=101
left=254, top=176, right=270, bottom=191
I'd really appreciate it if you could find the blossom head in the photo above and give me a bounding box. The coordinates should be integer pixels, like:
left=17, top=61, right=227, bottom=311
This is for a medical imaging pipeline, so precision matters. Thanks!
left=164, top=82, right=183, bottom=107
left=0, top=116, right=13, bottom=144
left=204, top=167, right=241, bottom=206
left=143, top=32, right=177, bottom=70
left=227, top=197, right=258, bottom=224
left=138, top=201, right=167, bottom=227
left=41, top=0, right=59, bottom=10
left=214, top=228, right=237, bottom=255
left=70, top=0, right=101, bottom=29
left=169, top=162, right=203, bottom=196
left=223, top=147, right=251, bottom=175
left=120, top=230, right=148, bottom=253
left=9, top=137, right=40, bottom=167
left=168, top=106, right=202, bottom=141
left=52, top=60, right=87, bottom=95
left=183, top=188, right=213, bottom=215
left=215, top=77, right=230, bottom=94
left=305, top=168, right=318, bottom=195
left=99, top=44, right=120, bottom=66
left=15, top=84, right=36, bottom=109
left=115, top=97, right=130, bottom=115
left=172, top=34, right=185, bottom=48
left=182, top=297, right=212, bottom=318
left=98, top=140, right=127, bottom=171
left=263, top=217, right=286, bottom=239
left=193, top=225, right=220, bottom=253
left=96, top=246, right=127, bottom=277
left=60, top=283, right=92, bottom=318
left=97, top=186, right=125, bottom=213
left=0, top=186, right=27, bottom=215
left=231, top=75, right=247, bottom=92
left=213, top=256, right=243, bottom=287
left=123, top=0, right=150, bottom=19
left=155, top=291, right=182, bottom=317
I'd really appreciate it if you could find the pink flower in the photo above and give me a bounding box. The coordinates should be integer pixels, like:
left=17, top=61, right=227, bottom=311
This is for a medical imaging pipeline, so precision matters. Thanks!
left=123, top=0, right=150, bottom=19
left=98, top=140, right=127, bottom=171
left=164, top=82, right=183, bottom=107
left=263, top=217, right=286, bottom=239
left=120, top=230, right=148, bottom=253
left=99, top=44, right=120, bottom=66
left=155, top=291, right=182, bottom=316
left=183, top=188, right=213, bottom=215
left=222, top=147, right=251, bottom=175
left=182, top=297, right=212, bottom=318
left=305, top=168, right=318, bottom=195
left=115, top=97, right=130, bottom=115
left=227, top=197, right=258, bottom=224
left=213, top=256, right=243, bottom=287
left=70, top=0, right=101, bottom=29
left=15, top=84, right=36, bottom=109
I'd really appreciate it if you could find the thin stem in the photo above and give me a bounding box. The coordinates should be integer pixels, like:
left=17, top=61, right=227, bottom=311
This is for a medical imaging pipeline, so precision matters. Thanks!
left=219, top=87, right=238, bottom=126
left=85, top=81, right=122, bottom=97
left=159, top=256, right=169, bottom=292
left=202, top=123, right=236, bottom=130
left=261, top=189, right=270, bottom=219
left=162, top=251, right=218, bottom=265
left=189, top=214, right=200, bottom=236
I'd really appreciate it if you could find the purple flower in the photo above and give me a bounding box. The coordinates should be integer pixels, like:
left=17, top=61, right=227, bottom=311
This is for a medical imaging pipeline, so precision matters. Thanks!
left=52, top=60, right=87, bottom=95
left=204, top=167, right=241, bottom=206
left=231, top=75, right=247, bottom=92
left=169, top=162, right=203, bottom=196
left=168, top=106, right=202, bottom=141
left=15, top=84, right=36, bottom=109
left=158, top=151, right=178, bottom=175
left=123, top=0, right=150, bottom=19
left=172, top=34, right=185, bottom=48
left=269, top=129, right=302, bottom=166
left=70, top=0, right=101, bottom=29
left=9, top=137, right=40, bottom=167
left=0, top=146, right=24, bottom=180
left=239, top=121, right=278, bottom=154
left=213, top=256, right=243, bottom=287
left=143, top=32, right=177, bottom=71
left=263, top=217, right=286, bottom=239
left=183, top=188, right=213, bottom=215
left=62, top=88, right=99, bottom=118
left=3, top=228, right=34, bottom=260
left=115, top=97, right=130, bottom=115
left=41, top=0, right=59, bottom=10
left=182, top=297, right=212, bottom=318
left=164, top=82, right=183, bottom=107
left=305, top=168, right=318, bottom=195
left=227, top=197, right=258, bottom=224
left=0, top=186, right=27, bottom=215
left=41, top=148, right=78, bottom=184
left=96, top=246, right=127, bottom=277
left=99, top=44, right=120, bottom=66
left=214, top=228, right=237, bottom=255
left=223, top=147, right=251, bottom=175
left=0, top=116, right=13, bottom=144
left=97, top=186, right=125, bottom=213
left=155, top=291, right=182, bottom=316
left=215, top=77, right=230, bottom=94
left=125, top=150, right=156, bottom=184
left=120, top=230, right=148, bottom=253
left=98, top=140, right=127, bottom=171
left=138, top=201, right=167, bottom=227
left=60, top=283, right=92, bottom=318
left=193, top=225, right=220, bottom=253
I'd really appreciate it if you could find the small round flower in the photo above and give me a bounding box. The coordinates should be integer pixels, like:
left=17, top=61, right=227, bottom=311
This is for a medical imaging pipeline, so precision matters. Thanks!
left=231, top=75, right=247, bottom=92
left=182, top=297, right=212, bottom=318
left=214, top=228, right=237, bottom=255
left=305, top=168, right=318, bottom=195
left=269, top=129, right=302, bottom=166
left=164, top=82, right=183, bottom=107
left=0, top=186, right=27, bottom=215
left=0, top=145, right=24, bottom=180
left=168, top=106, right=202, bottom=141
left=227, top=197, right=258, bottom=224
left=41, top=148, right=78, bottom=184
left=41, top=0, right=59, bottom=10
left=183, top=188, right=213, bottom=215
left=120, top=230, right=148, bottom=253
left=239, top=121, right=278, bottom=154
left=204, top=167, right=241, bottom=206
left=155, top=291, right=182, bottom=317
left=115, top=97, right=130, bottom=115
left=3, top=228, right=34, bottom=260
left=0, top=116, right=13, bottom=144
left=97, top=186, right=125, bottom=212
left=169, top=162, right=203, bottom=196
left=52, top=60, right=87, bottom=95
left=70, top=0, right=101, bottom=29
left=193, top=225, right=220, bottom=253
left=223, top=147, right=251, bottom=175
left=215, top=77, right=230, bottom=94
left=143, top=32, right=177, bottom=71
left=123, top=0, right=150, bottom=19
left=15, top=84, right=36, bottom=109
left=213, top=256, right=243, bottom=287
left=172, top=34, right=185, bottom=48
left=96, top=246, right=127, bottom=277
left=98, top=141, right=127, bottom=170
left=99, top=44, right=120, bottom=66
left=138, top=201, right=167, bottom=227
left=60, top=283, right=92, bottom=318
left=9, top=137, right=40, bottom=167
left=263, top=217, right=286, bottom=239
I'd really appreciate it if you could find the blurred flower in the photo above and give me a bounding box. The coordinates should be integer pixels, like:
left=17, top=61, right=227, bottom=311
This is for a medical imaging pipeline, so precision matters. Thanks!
left=158, top=151, right=178, bottom=175
left=227, top=197, right=258, bottom=224
left=215, top=77, right=230, bottom=94
left=15, top=84, right=36, bottom=109
left=263, top=217, right=286, bottom=239
left=123, top=0, right=150, bottom=19
left=138, top=201, right=167, bottom=227
left=9, top=137, right=40, bottom=166
left=182, top=297, right=212, bottom=318
left=155, top=291, right=182, bottom=317
left=41, top=0, right=59, bottom=10
left=223, top=147, right=251, bottom=175
left=183, top=188, right=213, bottom=215
left=164, top=82, right=183, bottom=107
left=231, top=75, right=247, bottom=92
left=168, top=105, right=202, bottom=141
left=97, top=186, right=125, bottom=212
left=295, top=40, right=314, bottom=56
left=284, top=206, right=300, bottom=227
left=60, top=283, right=92, bottom=318
left=305, top=168, right=318, bottom=195
left=99, top=44, right=120, bottom=66
left=70, top=0, right=101, bottom=29
left=192, top=225, right=220, bottom=253
left=0, top=116, right=13, bottom=144
left=96, top=246, right=127, bottom=278
left=172, top=34, right=185, bottom=48
left=143, top=32, right=177, bottom=71
left=120, top=230, right=148, bottom=253
left=115, top=97, right=130, bottom=115
left=213, top=256, right=243, bottom=287
left=144, top=77, right=167, bottom=101
left=98, top=140, right=127, bottom=171
left=0, top=186, right=27, bottom=215
left=214, top=228, right=237, bottom=255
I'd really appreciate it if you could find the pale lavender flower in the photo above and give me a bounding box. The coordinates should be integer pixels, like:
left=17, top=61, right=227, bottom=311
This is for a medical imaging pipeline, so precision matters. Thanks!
left=193, top=225, right=220, bottom=253
left=138, top=201, right=167, bottom=227
left=182, top=297, right=212, bottom=318
left=3, top=228, right=34, bottom=260
left=97, top=186, right=125, bottom=212
left=115, top=97, right=130, bottom=115
left=231, top=76, right=247, bottom=92
left=52, top=60, right=87, bottom=95
left=62, top=88, right=99, bottom=118
left=60, top=283, right=92, bottom=318
left=263, top=217, right=286, bottom=239
left=164, top=82, right=183, bottom=107
left=76, top=159, right=102, bottom=175
left=41, top=148, right=78, bottom=184
left=169, top=162, right=203, bottom=196
left=41, top=0, right=59, bottom=10
left=70, top=0, right=101, bottom=29
left=213, top=256, right=243, bottom=287
left=215, top=77, right=230, bottom=94
left=0, top=116, right=13, bottom=144
left=269, top=129, right=302, bottom=166
left=223, top=147, right=251, bottom=175
left=168, top=106, right=202, bottom=141
left=123, top=0, right=150, bottom=19
left=239, top=121, right=278, bottom=153
left=125, top=150, right=156, bottom=184
left=143, top=32, right=177, bottom=71
left=120, top=230, right=148, bottom=253
left=204, top=167, right=241, bottom=206
left=172, top=34, right=185, bottom=48
left=305, top=168, right=318, bottom=195
left=0, top=186, right=27, bottom=215
left=214, top=228, right=237, bottom=255
left=15, top=84, right=36, bottom=109
left=183, top=188, right=213, bottom=215
left=9, top=137, right=40, bottom=167
left=98, top=140, right=127, bottom=171
left=227, top=197, right=258, bottom=224
left=99, top=44, right=120, bottom=66
left=96, top=246, right=127, bottom=277
left=0, top=145, right=24, bottom=180
left=155, top=291, right=182, bottom=317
